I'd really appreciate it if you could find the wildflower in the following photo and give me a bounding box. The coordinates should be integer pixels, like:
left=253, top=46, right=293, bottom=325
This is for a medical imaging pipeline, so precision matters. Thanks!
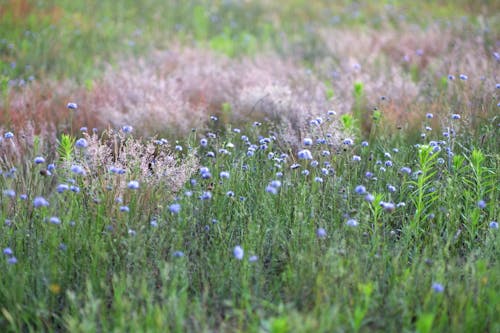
left=47, top=163, right=56, bottom=172
left=3, top=247, right=13, bottom=256
left=355, top=185, right=366, bottom=194
left=33, top=196, right=49, bottom=208
left=173, top=251, right=184, bottom=258
left=266, top=185, right=278, bottom=195
left=109, top=166, right=126, bottom=175
left=496, top=83, right=500, bottom=89
left=298, top=149, right=313, bottom=160
left=233, top=246, right=244, bottom=260
left=276, top=172, right=283, bottom=178
left=206, top=151, right=215, bottom=158
left=49, top=216, right=61, bottom=225
left=220, top=171, right=230, bottom=179
left=19, top=194, right=27, bottom=200
left=321, top=168, right=329, bottom=176
left=34, top=156, right=45, bottom=164
left=56, top=184, right=69, bottom=193
left=365, top=171, right=373, bottom=179
left=380, top=201, right=395, bottom=212
left=451, top=114, right=461, bottom=120
left=233, top=128, right=241, bottom=133
left=327, top=110, right=336, bottom=116
left=432, top=283, right=444, bottom=293
left=314, top=177, right=323, bottom=183
left=200, top=191, right=212, bottom=200
left=459, top=74, right=468, bottom=81
left=303, top=138, right=313, bottom=146
left=343, top=138, right=353, bottom=145
left=400, top=167, right=412, bottom=175
left=426, top=113, right=433, bottom=119
left=67, top=102, right=78, bottom=109
left=316, top=228, right=327, bottom=238
left=489, top=221, right=498, bottom=229
left=70, top=185, right=80, bottom=193
left=448, top=74, right=455, bottom=80
left=426, top=126, right=432, bottom=131
left=200, top=138, right=208, bottom=147
left=169, top=203, right=181, bottom=214
left=70, top=165, right=86, bottom=175
left=128, top=229, right=136, bottom=236
left=120, top=206, right=130, bottom=212
left=353, top=155, right=361, bottom=162
left=387, top=185, right=396, bottom=193
left=311, top=160, right=319, bottom=168
left=175, top=145, right=183, bottom=151
left=301, top=170, right=310, bottom=176
left=365, top=193, right=374, bottom=202
left=226, top=191, right=235, bottom=197
left=477, top=200, right=486, bottom=209
left=4, top=132, right=14, bottom=139
left=361, top=141, right=369, bottom=147
left=122, top=125, right=133, bottom=133
left=346, top=219, right=359, bottom=227
left=210, top=115, right=218, bottom=121
left=127, top=180, right=139, bottom=189
left=248, top=255, right=258, bottom=263
left=75, top=138, right=88, bottom=148
left=396, top=202, right=406, bottom=208
left=150, top=220, right=158, bottom=227
left=385, top=160, right=393, bottom=167
left=322, top=150, right=330, bottom=156
left=80, top=127, right=88, bottom=132
left=290, top=163, right=301, bottom=169
left=3, top=189, right=15, bottom=198
left=7, top=257, right=17, bottom=265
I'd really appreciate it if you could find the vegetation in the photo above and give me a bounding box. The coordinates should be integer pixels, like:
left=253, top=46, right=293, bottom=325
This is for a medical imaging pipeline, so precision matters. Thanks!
left=0, top=0, right=499, bottom=332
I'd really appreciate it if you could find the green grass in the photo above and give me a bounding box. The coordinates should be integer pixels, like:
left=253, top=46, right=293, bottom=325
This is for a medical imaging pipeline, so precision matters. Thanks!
left=1, top=1, right=499, bottom=332
left=0, top=108, right=498, bottom=332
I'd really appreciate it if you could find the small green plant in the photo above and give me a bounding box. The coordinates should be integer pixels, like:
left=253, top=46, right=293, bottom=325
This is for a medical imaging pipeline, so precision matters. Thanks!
left=57, top=133, right=76, bottom=164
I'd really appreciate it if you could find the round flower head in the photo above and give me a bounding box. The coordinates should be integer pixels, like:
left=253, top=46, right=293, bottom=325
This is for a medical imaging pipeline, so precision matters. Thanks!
left=303, top=138, right=313, bottom=146
left=233, top=245, right=244, bottom=260
left=489, top=221, right=498, bottom=229
left=220, top=171, right=230, bottom=179
left=33, top=196, right=49, bottom=208
left=426, top=113, right=433, bottom=119
left=459, top=74, right=468, bottom=81
left=298, top=149, right=313, bottom=160
left=451, top=114, right=461, bottom=120
left=432, top=283, right=444, bottom=293
left=3, top=247, right=13, bottom=256
left=122, top=125, right=133, bottom=133
left=346, top=219, right=359, bottom=227
left=355, top=185, right=366, bottom=194
left=67, top=102, right=78, bottom=110
left=316, top=228, right=327, bottom=238
left=127, top=180, right=140, bottom=189
left=4, top=132, right=14, bottom=139
left=169, top=203, right=181, bottom=214
left=75, top=138, right=88, bottom=148
left=34, top=156, right=45, bottom=164
left=200, top=138, right=208, bottom=147
left=70, top=165, right=86, bottom=175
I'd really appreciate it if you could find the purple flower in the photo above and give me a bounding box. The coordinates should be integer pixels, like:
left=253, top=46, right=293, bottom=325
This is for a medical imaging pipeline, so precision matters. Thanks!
left=120, top=206, right=130, bottom=212
left=400, top=167, right=412, bottom=175
left=477, top=200, right=486, bottom=209
left=67, top=102, right=78, bottom=110
left=34, top=156, right=45, bottom=164
left=199, top=191, right=212, bottom=200
left=33, top=196, right=49, bottom=208
left=489, top=221, right=498, bottom=229
left=355, top=185, right=366, bottom=194
left=75, top=138, right=88, bottom=148
left=57, top=184, right=69, bottom=193
left=298, top=149, right=313, bottom=160
left=459, top=74, right=468, bottom=81
left=169, top=203, right=181, bottom=214
left=7, top=257, right=17, bottom=265
left=365, top=193, right=374, bottom=202
left=4, top=132, right=14, bottom=139
left=432, top=283, right=444, bottom=293
left=3, top=247, right=13, bottom=256
left=3, top=189, right=15, bottom=198
left=426, top=113, right=433, bottom=119
left=220, top=171, right=230, bottom=179
left=233, top=245, right=244, bottom=260
left=343, top=138, right=353, bottom=145
left=451, top=114, right=461, bottom=120
left=122, top=125, right=133, bottom=133
left=70, top=164, right=86, bottom=175
left=316, top=228, right=327, bottom=238
left=49, top=216, right=61, bottom=225
left=248, top=255, right=258, bottom=263
left=361, top=141, right=369, bottom=147
left=127, top=180, right=139, bottom=189
left=353, top=155, right=361, bottom=162
left=173, top=251, right=184, bottom=258
left=346, top=219, right=359, bottom=227
left=303, top=138, right=313, bottom=146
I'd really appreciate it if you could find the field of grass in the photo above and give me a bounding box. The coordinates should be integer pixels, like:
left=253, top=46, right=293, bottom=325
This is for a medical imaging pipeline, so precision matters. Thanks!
left=1, top=1, right=499, bottom=332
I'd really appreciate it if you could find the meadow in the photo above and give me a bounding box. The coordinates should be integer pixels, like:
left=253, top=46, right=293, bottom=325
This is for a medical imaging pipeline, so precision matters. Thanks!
left=0, top=1, right=499, bottom=332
